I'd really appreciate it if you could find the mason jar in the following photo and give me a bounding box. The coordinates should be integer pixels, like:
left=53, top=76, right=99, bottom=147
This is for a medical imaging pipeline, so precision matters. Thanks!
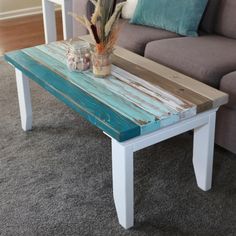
left=66, top=41, right=91, bottom=72
left=91, top=51, right=112, bottom=78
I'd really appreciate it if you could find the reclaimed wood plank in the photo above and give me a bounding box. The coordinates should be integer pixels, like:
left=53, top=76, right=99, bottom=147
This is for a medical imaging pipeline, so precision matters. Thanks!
left=22, top=47, right=163, bottom=134
left=5, top=38, right=217, bottom=141
left=36, top=42, right=196, bottom=120
left=112, top=54, right=211, bottom=113
left=112, top=66, right=196, bottom=119
left=25, top=45, right=196, bottom=132
left=80, top=35, right=228, bottom=110
left=4, top=50, right=140, bottom=141
left=114, top=47, right=229, bottom=109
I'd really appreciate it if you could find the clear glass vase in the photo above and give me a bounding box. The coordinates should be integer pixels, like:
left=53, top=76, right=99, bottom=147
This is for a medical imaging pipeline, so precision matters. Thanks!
left=66, top=40, right=91, bottom=72
left=91, top=51, right=112, bottom=78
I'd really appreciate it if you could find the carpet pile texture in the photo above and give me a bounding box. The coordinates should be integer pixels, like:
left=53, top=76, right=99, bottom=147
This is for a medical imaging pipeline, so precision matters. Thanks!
left=0, top=58, right=236, bottom=236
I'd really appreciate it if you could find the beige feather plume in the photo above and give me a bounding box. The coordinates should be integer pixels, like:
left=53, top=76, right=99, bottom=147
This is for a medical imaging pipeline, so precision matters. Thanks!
left=68, top=12, right=86, bottom=27
left=91, top=0, right=101, bottom=25
left=105, top=2, right=126, bottom=37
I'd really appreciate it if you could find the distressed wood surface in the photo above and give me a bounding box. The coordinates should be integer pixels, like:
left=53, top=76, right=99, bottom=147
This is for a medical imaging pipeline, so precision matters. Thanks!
left=4, top=39, right=226, bottom=141
left=5, top=50, right=140, bottom=141
left=80, top=35, right=229, bottom=110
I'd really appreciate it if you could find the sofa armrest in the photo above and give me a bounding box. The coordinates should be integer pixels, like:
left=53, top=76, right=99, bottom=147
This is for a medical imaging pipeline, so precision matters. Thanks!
left=220, top=72, right=236, bottom=110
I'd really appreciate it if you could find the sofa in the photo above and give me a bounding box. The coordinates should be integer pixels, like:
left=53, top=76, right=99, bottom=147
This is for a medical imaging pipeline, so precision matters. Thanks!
left=75, top=0, right=236, bottom=154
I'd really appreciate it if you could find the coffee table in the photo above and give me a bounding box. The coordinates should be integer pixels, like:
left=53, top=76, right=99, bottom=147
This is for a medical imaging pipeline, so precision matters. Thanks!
left=4, top=38, right=228, bottom=229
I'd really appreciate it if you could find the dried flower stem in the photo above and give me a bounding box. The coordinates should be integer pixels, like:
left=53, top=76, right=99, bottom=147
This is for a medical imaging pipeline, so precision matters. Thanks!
left=70, top=0, right=125, bottom=54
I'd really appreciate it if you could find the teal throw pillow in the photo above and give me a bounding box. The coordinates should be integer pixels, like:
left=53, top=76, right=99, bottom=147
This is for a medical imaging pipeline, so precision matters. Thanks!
left=130, top=0, right=208, bottom=36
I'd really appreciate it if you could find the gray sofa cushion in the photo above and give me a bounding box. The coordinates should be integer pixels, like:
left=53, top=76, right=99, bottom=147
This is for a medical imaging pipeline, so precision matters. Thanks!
left=144, top=35, right=236, bottom=88
left=216, top=106, right=236, bottom=154
left=220, top=72, right=236, bottom=110
left=117, top=19, right=180, bottom=55
left=200, top=0, right=220, bottom=33
left=74, top=0, right=90, bottom=36
left=215, top=0, right=236, bottom=39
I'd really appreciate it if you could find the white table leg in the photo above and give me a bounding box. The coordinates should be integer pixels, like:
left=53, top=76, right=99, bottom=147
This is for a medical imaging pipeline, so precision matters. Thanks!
left=112, top=139, right=134, bottom=229
left=42, top=0, right=57, bottom=43
left=61, top=0, right=73, bottom=40
left=193, top=112, right=216, bottom=191
left=15, top=69, right=32, bottom=131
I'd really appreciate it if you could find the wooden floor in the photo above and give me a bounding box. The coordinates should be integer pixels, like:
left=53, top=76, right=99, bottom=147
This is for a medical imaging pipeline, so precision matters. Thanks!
left=0, top=11, right=63, bottom=56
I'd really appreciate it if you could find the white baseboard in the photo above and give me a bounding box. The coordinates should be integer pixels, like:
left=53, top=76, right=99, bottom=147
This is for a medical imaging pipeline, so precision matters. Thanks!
left=0, top=6, right=61, bottom=21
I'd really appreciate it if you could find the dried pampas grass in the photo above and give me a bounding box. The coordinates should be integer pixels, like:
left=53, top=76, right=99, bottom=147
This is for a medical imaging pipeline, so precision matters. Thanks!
left=70, top=0, right=125, bottom=54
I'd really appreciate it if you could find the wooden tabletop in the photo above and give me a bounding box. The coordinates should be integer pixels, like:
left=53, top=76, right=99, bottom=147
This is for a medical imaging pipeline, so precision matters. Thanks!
left=4, top=38, right=228, bottom=141
left=80, top=35, right=229, bottom=112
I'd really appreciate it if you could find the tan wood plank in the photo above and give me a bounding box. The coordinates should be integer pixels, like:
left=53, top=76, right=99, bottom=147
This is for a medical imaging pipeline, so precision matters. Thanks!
left=112, top=54, right=211, bottom=113
left=114, top=46, right=229, bottom=109
left=79, top=35, right=228, bottom=111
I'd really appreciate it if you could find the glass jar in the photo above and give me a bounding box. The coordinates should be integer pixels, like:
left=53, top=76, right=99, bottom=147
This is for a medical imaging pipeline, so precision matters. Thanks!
left=66, top=41, right=91, bottom=72
left=91, top=51, right=112, bottom=78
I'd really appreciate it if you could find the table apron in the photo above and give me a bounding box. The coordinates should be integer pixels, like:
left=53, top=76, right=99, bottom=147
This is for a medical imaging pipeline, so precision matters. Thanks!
left=105, top=108, right=218, bottom=152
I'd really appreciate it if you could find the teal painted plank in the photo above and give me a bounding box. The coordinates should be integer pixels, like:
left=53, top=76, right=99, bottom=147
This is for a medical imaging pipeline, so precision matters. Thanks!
left=4, top=51, right=140, bottom=141
left=22, top=47, right=163, bottom=134
left=38, top=43, right=179, bottom=118
left=54, top=41, right=196, bottom=116
left=38, top=43, right=67, bottom=64
left=5, top=41, right=196, bottom=140
left=38, top=43, right=195, bottom=119
left=30, top=45, right=183, bottom=129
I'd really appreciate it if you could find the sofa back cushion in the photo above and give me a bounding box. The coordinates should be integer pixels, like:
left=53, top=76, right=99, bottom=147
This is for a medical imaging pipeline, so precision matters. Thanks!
left=215, top=0, right=236, bottom=39
left=200, top=0, right=220, bottom=33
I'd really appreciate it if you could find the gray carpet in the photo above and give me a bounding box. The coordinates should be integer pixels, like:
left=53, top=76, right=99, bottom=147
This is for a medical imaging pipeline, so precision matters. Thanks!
left=0, top=57, right=236, bottom=236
